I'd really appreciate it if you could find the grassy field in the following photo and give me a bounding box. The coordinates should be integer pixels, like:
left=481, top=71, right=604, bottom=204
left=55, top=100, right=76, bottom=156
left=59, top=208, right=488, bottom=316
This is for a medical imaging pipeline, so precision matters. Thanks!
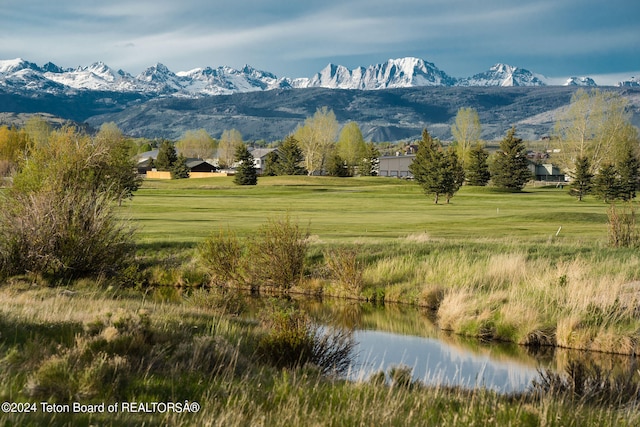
left=129, top=176, right=609, bottom=245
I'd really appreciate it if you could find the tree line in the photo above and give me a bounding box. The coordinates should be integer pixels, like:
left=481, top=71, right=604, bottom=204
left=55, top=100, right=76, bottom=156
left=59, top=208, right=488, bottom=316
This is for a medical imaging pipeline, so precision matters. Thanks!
left=410, top=89, right=639, bottom=204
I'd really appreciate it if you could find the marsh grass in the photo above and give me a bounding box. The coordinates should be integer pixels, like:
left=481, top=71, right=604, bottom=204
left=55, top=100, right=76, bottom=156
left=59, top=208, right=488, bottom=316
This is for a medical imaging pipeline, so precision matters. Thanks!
left=1, top=285, right=639, bottom=426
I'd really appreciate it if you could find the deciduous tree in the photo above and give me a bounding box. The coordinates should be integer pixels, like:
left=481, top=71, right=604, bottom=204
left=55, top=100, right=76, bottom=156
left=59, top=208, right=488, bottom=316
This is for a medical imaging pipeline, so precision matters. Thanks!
left=336, top=121, right=367, bottom=176
left=294, top=107, right=339, bottom=175
left=218, top=129, right=244, bottom=169
left=554, top=89, right=638, bottom=174
left=451, top=107, right=482, bottom=169
left=176, top=129, right=216, bottom=159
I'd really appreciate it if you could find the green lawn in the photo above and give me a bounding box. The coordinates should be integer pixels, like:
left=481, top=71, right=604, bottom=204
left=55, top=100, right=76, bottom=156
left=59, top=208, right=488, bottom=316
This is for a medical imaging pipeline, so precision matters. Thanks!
left=127, top=176, right=610, bottom=246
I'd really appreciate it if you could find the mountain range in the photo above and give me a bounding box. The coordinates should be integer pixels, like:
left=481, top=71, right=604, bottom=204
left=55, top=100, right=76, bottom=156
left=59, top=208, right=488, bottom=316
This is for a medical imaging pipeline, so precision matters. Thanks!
left=1, top=57, right=639, bottom=143
left=2, top=57, right=637, bottom=98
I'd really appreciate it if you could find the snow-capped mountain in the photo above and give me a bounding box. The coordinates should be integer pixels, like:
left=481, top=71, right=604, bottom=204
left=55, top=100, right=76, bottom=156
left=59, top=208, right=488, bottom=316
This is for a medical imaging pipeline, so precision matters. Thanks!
left=44, top=61, right=138, bottom=92
left=618, top=77, right=640, bottom=87
left=563, top=76, right=597, bottom=87
left=2, top=57, right=636, bottom=98
left=457, top=63, right=546, bottom=87
left=301, top=57, right=457, bottom=89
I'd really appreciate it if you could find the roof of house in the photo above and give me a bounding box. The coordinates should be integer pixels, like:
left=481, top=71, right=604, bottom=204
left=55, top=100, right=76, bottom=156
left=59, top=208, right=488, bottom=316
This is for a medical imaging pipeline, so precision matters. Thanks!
left=250, top=148, right=277, bottom=159
left=186, top=159, right=216, bottom=169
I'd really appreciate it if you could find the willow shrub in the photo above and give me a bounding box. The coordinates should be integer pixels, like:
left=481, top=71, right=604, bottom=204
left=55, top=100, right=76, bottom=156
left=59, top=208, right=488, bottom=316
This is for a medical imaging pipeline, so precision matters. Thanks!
left=248, top=215, right=310, bottom=291
left=0, top=188, right=134, bottom=280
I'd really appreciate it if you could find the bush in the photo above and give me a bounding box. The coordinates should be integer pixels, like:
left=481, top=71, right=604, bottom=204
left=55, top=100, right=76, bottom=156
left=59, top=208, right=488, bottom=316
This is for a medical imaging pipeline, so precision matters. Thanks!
left=198, top=229, right=245, bottom=286
left=250, top=215, right=309, bottom=290
left=257, top=303, right=354, bottom=375
left=324, top=247, right=364, bottom=294
left=608, top=203, right=639, bottom=248
left=0, top=188, right=135, bottom=280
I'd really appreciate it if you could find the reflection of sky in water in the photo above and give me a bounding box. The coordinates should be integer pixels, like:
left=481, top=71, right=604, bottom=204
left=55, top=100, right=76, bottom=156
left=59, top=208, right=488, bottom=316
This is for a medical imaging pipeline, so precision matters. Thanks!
left=349, top=330, right=539, bottom=393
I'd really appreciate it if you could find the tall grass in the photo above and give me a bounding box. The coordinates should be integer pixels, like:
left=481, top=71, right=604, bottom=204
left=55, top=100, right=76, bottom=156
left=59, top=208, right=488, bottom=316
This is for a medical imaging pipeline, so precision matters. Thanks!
left=1, top=284, right=638, bottom=426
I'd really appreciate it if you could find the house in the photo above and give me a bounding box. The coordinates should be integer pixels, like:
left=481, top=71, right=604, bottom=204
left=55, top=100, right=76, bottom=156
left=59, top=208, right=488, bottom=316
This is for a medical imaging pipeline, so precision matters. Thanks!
left=136, top=149, right=222, bottom=178
left=529, top=162, right=565, bottom=182
left=378, top=154, right=415, bottom=178
left=250, top=148, right=278, bottom=175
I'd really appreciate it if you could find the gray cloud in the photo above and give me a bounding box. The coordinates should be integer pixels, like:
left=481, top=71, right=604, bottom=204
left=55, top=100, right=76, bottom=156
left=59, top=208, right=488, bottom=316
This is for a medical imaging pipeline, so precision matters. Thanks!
left=1, top=0, right=638, bottom=79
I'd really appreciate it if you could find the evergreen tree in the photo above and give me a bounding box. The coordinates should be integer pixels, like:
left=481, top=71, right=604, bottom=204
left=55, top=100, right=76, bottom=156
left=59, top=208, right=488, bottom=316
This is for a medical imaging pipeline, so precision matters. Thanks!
left=171, top=153, right=190, bottom=179
left=233, top=144, right=258, bottom=185
left=569, top=156, right=593, bottom=201
left=155, top=140, right=177, bottom=171
left=593, top=163, right=620, bottom=203
left=326, top=151, right=350, bottom=177
left=276, top=136, right=306, bottom=175
left=443, top=148, right=465, bottom=204
left=490, top=127, right=532, bottom=191
left=360, top=142, right=380, bottom=176
left=617, top=145, right=639, bottom=201
left=465, top=143, right=491, bottom=186
left=409, top=129, right=461, bottom=204
left=262, top=151, right=280, bottom=176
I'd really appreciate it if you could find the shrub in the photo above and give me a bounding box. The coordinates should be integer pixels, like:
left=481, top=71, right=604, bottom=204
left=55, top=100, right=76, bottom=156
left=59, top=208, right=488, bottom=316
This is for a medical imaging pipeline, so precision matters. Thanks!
left=607, top=203, right=639, bottom=248
left=250, top=215, right=309, bottom=290
left=0, top=188, right=135, bottom=280
left=198, top=228, right=245, bottom=286
left=324, top=247, right=364, bottom=294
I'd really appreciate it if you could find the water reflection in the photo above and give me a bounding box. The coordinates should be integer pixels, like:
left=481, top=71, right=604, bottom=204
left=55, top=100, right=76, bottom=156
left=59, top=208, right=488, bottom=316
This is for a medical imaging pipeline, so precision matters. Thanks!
left=237, top=293, right=636, bottom=392
left=350, top=330, right=539, bottom=393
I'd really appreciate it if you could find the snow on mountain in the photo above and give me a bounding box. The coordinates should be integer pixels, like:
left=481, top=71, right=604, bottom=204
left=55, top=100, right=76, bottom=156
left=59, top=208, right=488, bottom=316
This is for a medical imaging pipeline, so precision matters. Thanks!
left=44, top=61, right=138, bottom=91
left=136, top=63, right=183, bottom=94
left=176, top=65, right=282, bottom=95
left=304, top=57, right=457, bottom=90
left=0, top=58, right=67, bottom=92
left=563, top=76, right=597, bottom=87
left=457, top=63, right=546, bottom=87
left=618, top=77, right=640, bottom=87
left=0, top=58, right=39, bottom=73
left=0, top=57, right=609, bottom=96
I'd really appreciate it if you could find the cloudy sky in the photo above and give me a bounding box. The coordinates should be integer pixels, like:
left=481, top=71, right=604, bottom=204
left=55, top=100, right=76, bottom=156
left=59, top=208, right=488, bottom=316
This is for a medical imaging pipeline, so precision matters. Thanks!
left=2, top=0, right=639, bottom=84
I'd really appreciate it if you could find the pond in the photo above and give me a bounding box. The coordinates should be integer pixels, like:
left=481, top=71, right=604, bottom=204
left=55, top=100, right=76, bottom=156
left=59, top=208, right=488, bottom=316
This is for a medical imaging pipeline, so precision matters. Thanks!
left=257, top=296, right=636, bottom=393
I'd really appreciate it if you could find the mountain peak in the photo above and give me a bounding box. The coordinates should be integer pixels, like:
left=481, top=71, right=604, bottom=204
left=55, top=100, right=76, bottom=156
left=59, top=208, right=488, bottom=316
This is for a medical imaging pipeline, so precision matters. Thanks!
left=0, top=58, right=39, bottom=73
left=618, top=76, right=640, bottom=87
left=458, top=63, right=546, bottom=87
left=564, top=76, right=597, bottom=87
left=306, top=57, right=457, bottom=89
